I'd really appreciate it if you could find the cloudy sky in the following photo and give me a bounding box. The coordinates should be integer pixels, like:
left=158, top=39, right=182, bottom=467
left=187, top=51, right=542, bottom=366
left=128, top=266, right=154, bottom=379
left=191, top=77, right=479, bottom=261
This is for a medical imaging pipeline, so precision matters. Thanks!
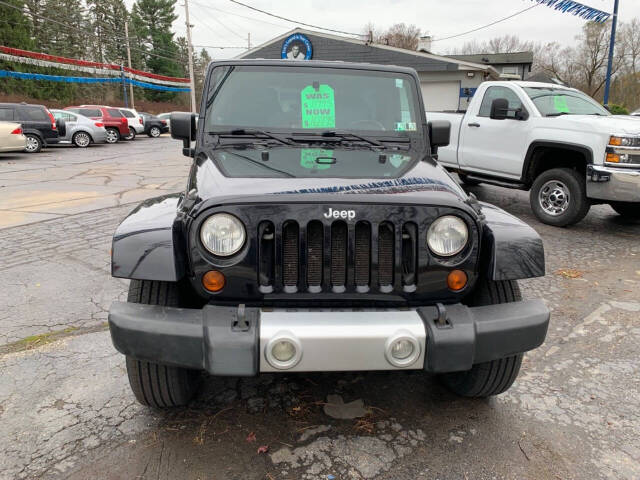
left=168, top=0, right=640, bottom=59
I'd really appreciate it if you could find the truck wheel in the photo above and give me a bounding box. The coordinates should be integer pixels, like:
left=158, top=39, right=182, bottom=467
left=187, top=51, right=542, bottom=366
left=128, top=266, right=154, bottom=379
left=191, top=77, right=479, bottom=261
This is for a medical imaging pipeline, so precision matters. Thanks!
left=440, top=279, right=524, bottom=398
left=458, top=173, right=481, bottom=186
left=124, top=280, right=200, bottom=407
left=610, top=202, right=640, bottom=220
left=530, top=168, right=590, bottom=226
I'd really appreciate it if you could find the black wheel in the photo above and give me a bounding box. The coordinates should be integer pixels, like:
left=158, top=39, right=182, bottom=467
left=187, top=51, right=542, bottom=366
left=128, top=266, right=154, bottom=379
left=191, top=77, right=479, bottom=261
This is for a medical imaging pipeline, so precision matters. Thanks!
left=440, top=279, right=524, bottom=398
left=105, top=128, right=120, bottom=144
left=530, top=168, right=590, bottom=226
left=124, top=127, right=136, bottom=140
left=458, top=173, right=481, bottom=186
left=610, top=202, right=640, bottom=219
left=24, top=134, right=42, bottom=153
left=149, top=126, right=161, bottom=138
left=72, top=131, right=91, bottom=148
left=124, top=280, right=200, bottom=407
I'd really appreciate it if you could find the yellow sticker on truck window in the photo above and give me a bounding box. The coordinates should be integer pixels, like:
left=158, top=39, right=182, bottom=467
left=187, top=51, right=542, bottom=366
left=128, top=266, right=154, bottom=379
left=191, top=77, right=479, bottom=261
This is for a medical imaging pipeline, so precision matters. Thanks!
left=301, top=84, right=335, bottom=129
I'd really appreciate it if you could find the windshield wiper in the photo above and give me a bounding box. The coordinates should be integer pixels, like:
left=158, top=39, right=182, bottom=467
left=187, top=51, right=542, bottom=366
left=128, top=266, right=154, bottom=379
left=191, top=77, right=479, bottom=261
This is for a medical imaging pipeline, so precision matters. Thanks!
left=319, top=130, right=384, bottom=147
left=209, top=129, right=294, bottom=145
left=546, top=112, right=570, bottom=117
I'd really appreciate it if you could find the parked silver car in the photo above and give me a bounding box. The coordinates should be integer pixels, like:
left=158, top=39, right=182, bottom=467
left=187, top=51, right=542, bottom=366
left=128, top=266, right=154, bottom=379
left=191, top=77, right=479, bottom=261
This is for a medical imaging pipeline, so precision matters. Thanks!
left=50, top=109, right=108, bottom=147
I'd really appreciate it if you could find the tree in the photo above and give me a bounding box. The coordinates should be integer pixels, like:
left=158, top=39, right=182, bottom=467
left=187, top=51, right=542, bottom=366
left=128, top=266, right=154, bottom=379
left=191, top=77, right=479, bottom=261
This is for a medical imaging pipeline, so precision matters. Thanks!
left=446, top=35, right=535, bottom=55
left=364, top=22, right=422, bottom=50
left=0, top=0, right=34, bottom=49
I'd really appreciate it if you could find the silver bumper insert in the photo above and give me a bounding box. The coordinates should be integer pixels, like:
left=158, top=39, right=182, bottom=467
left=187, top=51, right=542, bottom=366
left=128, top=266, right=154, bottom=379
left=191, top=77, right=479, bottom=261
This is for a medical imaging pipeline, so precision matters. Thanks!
left=259, top=310, right=426, bottom=372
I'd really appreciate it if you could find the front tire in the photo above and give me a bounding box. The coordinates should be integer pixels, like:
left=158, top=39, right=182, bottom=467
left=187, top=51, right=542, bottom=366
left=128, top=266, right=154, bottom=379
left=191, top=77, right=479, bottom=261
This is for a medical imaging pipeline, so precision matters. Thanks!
left=105, top=128, right=120, bottom=144
left=124, top=127, right=136, bottom=140
left=24, top=134, right=42, bottom=153
left=148, top=126, right=161, bottom=138
left=440, top=279, right=524, bottom=398
left=610, top=202, right=640, bottom=219
left=72, top=131, right=91, bottom=148
left=530, top=168, right=590, bottom=226
left=124, top=280, right=200, bottom=407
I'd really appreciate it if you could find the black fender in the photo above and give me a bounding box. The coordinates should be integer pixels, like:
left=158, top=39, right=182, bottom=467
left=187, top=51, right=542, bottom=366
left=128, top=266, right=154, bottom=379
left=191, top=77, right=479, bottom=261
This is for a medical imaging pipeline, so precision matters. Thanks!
left=21, top=127, right=44, bottom=142
left=111, top=193, right=188, bottom=281
left=479, top=202, right=545, bottom=280
left=521, top=141, right=593, bottom=185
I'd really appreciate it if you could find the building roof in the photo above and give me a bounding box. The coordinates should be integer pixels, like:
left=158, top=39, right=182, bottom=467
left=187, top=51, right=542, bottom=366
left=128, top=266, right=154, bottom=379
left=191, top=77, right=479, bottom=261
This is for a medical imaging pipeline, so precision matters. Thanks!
left=448, top=51, right=534, bottom=65
left=524, top=71, right=566, bottom=85
left=237, top=28, right=499, bottom=78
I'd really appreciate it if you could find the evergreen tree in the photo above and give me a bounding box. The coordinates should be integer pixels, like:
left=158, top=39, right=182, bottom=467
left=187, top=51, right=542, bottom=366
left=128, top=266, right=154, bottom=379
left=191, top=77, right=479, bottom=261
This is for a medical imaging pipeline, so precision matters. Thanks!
left=0, top=0, right=34, bottom=49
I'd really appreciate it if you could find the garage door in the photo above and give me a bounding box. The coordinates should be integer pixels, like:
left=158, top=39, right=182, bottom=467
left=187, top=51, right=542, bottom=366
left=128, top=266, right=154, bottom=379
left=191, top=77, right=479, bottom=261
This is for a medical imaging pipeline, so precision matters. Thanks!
left=420, top=81, right=460, bottom=112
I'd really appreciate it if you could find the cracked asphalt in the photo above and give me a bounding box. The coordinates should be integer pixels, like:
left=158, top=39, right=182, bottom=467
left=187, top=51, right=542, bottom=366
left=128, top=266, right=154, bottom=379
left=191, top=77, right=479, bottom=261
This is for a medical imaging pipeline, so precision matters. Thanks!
left=1, top=137, right=639, bottom=480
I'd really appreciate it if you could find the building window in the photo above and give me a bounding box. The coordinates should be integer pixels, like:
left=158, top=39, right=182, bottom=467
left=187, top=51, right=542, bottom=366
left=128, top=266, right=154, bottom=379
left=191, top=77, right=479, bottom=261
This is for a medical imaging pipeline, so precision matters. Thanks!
left=502, top=66, right=519, bottom=76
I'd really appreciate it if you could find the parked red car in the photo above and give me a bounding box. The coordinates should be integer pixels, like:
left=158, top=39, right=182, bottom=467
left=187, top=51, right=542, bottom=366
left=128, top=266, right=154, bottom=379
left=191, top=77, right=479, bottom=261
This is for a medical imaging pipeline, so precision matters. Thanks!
left=64, top=105, right=129, bottom=144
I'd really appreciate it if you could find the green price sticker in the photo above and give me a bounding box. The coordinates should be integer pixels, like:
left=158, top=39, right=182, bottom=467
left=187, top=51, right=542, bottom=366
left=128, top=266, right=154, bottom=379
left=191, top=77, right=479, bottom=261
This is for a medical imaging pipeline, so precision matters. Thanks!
left=301, top=84, right=335, bottom=129
left=553, top=95, right=570, bottom=113
left=300, top=149, right=333, bottom=170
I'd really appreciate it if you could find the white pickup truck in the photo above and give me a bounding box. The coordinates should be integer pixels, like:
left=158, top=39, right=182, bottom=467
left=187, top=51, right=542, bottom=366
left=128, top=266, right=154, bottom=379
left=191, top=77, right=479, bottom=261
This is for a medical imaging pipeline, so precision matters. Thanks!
left=428, top=81, right=640, bottom=226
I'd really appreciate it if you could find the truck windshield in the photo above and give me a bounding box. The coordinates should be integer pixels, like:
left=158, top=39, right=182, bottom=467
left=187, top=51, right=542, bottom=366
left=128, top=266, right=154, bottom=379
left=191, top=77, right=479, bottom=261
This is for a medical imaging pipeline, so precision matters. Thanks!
left=523, top=87, right=610, bottom=116
left=204, top=65, right=421, bottom=136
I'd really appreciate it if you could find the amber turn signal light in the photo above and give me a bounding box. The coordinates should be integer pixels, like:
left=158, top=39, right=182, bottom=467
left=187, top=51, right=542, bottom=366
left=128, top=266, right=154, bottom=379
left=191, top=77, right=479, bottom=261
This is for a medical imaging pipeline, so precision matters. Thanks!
left=606, top=153, right=620, bottom=163
left=447, top=269, right=468, bottom=291
left=202, top=270, right=225, bottom=292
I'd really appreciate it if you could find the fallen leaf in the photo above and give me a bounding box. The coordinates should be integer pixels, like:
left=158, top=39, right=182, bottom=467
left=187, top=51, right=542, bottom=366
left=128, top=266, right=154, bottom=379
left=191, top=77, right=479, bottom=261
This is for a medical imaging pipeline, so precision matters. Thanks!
left=246, top=431, right=256, bottom=443
left=555, top=269, right=583, bottom=279
left=257, top=445, right=269, bottom=454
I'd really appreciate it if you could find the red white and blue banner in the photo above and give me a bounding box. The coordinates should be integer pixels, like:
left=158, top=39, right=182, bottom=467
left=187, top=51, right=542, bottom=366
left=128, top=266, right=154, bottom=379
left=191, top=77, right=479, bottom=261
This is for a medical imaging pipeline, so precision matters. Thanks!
left=531, top=0, right=610, bottom=23
left=0, top=45, right=191, bottom=91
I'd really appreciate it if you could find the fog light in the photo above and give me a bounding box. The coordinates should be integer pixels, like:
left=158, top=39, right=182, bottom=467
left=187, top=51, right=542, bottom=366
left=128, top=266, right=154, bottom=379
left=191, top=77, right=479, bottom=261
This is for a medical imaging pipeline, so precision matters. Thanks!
left=202, top=270, right=225, bottom=292
left=391, top=339, right=414, bottom=359
left=272, top=340, right=296, bottom=362
left=447, top=269, right=468, bottom=291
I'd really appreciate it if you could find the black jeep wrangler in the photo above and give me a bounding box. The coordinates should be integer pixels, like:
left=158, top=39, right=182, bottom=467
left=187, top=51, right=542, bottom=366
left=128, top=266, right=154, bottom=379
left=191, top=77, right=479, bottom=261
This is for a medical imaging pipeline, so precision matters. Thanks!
left=109, top=60, right=549, bottom=408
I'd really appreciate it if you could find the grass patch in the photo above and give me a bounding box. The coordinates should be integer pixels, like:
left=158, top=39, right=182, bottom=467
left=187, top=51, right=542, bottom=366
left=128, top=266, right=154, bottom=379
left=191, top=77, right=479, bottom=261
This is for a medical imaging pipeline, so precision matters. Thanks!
left=1, top=323, right=109, bottom=355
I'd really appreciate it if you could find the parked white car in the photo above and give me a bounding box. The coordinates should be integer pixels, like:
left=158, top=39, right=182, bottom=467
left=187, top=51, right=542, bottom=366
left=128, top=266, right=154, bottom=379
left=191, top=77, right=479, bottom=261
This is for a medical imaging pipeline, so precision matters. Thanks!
left=119, top=107, right=144, bottom=140
left=428, top=81, right=640, bottom=225
left=0, top=121, right=26, bottom=153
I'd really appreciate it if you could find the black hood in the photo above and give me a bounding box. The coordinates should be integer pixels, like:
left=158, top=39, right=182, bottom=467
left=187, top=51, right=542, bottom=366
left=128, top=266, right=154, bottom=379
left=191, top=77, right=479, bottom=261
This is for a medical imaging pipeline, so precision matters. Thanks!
left=188, top=146, right=473, bottom=216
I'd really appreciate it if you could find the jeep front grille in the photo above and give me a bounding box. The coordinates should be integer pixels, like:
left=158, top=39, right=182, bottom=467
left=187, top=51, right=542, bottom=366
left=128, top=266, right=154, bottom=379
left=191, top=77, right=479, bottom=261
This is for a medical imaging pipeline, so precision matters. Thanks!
left=258, top=219, right=418, bottom=294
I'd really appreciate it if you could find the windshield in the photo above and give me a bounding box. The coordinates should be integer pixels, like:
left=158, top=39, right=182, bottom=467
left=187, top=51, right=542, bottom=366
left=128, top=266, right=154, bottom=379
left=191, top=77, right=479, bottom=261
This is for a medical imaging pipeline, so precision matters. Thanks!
left=523, top=87, right=610, bottom=116
left=204, top=65, right=421, bottom=136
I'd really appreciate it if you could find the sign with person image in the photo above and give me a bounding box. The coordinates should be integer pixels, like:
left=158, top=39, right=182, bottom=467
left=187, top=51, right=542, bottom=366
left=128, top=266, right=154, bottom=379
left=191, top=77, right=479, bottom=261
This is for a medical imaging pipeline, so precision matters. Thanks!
left=281, top=33, right=313, bottom=60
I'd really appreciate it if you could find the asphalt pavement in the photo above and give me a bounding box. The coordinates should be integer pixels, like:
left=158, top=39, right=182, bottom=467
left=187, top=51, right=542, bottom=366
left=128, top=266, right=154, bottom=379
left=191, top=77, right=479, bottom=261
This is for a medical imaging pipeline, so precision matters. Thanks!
left=0, top=137, right=639, bottom=480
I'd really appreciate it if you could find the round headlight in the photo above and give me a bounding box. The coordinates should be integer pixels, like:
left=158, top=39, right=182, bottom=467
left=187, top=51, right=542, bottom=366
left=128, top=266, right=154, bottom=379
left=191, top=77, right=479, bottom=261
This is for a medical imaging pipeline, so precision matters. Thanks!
left=427, top=215, right=468, bottom=257
left=200, top=213, right=246, bottom=256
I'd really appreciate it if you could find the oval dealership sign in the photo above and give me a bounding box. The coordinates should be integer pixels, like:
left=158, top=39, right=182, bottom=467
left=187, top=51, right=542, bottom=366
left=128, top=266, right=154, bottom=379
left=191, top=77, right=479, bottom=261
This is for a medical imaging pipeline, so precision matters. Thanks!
left=281, top=33, right=313, bottom=60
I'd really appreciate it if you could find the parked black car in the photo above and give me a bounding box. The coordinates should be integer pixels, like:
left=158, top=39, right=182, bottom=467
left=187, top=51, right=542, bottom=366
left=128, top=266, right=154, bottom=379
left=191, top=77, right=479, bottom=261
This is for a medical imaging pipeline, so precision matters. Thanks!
left=139, top=112, right=169, bottom=138
left=0, top=103, right=63, bottom=152
left=109, top=60, right=550, bottom=408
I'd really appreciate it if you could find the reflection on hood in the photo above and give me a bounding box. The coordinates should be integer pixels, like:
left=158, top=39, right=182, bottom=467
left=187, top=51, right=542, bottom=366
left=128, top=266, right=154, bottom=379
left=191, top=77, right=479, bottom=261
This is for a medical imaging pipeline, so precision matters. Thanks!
left=276, top=176, right=455, bottom=195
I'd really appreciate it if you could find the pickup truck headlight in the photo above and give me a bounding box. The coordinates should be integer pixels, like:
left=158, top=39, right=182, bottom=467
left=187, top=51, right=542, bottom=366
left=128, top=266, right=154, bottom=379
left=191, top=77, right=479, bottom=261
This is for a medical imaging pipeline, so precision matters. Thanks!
left=609, top=136, right=640, bottom=147
left=200, top=213, right=246, bottom=256
left=427, top=215, right=468, bottom=257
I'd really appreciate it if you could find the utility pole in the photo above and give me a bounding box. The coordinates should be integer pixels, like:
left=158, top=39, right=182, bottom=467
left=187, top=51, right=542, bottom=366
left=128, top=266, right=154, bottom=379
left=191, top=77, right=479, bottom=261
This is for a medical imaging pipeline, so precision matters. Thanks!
left=124, top=21, right=135, bottom=109
left=603, top=0, right=620, bottom=106
left=183, top=0, right=197, bottom=112
left=247, top=32, right=251, bottom=50
left=120, top=65, right=129, bottom=108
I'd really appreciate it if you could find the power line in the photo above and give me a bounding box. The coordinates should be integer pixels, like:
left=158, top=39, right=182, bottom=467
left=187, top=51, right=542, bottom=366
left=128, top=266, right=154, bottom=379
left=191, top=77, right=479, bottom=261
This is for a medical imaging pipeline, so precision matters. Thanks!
left=431, top=4, right=539, bottom=43
left=189, top=2, right=247, bottom=42
left=192, top=45, right=246, bottom=49
left=228, top=0, right=365, bottom=37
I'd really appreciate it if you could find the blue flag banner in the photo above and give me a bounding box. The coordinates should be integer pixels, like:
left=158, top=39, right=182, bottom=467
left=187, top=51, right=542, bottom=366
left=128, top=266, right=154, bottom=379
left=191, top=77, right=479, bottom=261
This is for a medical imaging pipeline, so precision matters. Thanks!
left=0, top=69, right=191, bottom=92
left=531, top=0, right=610, bottom=23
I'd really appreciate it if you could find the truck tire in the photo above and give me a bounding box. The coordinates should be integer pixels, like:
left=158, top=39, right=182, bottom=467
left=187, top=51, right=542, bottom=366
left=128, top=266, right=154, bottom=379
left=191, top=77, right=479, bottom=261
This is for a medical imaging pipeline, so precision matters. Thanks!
left=610, top=202, right=640, bottom=220
left=458, top=173, right=481, bottom=186
left=530, top=168, right=590, bottom=226
left=124, top=280, right=200, bottom=408
left=440, top=279, right=524, bottom=398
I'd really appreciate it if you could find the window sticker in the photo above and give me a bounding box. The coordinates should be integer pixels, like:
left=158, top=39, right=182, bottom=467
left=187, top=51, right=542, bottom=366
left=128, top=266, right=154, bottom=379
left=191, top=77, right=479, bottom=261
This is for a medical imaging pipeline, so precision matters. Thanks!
left=553, top=95, right=570, bottom=113
left=300, top=149, right=333, bottom=170
left=301, top=84, right=335, bottom=129
left=395, top=78, right=403, bottom=88
left=394, top=121, right=417, bottom=132
left=389, top=154, right=411, bottom=168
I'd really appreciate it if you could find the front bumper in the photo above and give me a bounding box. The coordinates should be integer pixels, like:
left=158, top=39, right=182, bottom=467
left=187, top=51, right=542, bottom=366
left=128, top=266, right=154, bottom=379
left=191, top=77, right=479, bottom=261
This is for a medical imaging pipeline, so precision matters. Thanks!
left=109, top=300, right=549, bottom=375
left=587, top=165, right=640, bottom=202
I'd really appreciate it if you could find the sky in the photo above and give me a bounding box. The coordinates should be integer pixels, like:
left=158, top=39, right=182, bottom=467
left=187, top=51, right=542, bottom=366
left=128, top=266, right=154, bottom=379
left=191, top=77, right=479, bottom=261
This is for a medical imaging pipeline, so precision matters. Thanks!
left=162, top=0, right=640, bottom=60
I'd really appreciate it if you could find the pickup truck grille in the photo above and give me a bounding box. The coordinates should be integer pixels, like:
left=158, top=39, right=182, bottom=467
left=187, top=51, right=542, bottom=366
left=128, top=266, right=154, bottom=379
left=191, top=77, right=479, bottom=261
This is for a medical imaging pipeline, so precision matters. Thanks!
left=258, top=218, right=418, bottom=294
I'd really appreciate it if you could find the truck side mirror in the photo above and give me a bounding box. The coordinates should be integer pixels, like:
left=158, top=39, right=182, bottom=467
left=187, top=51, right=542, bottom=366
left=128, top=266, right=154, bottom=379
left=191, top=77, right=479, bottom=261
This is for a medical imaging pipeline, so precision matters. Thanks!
left=428, top=120, right=450, bottom=156
left=171, top=112, right=197, bottom=157
left=490, top=98, right=509, bottom=120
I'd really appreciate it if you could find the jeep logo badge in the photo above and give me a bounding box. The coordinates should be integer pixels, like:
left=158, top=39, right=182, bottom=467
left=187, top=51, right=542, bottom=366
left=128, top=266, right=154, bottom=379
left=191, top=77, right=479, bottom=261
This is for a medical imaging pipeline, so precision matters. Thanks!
left=323, top=208, right=356, bottom=220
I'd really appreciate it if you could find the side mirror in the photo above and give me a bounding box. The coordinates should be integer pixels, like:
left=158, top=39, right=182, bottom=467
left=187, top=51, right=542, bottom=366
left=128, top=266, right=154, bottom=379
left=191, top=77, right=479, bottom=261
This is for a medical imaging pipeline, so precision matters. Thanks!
left=490, top=98, right=509, bottom=120
left=56, top=117, right=66, bottom=137
left=171, top=112, right=197, bottom=157
left=428, top=120, right=450, bottom=155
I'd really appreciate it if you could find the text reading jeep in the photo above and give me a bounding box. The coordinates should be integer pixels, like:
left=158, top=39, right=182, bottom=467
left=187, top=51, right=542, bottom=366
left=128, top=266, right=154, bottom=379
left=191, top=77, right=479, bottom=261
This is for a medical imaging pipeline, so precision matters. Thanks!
left=108, top=60, right=550, bottom=407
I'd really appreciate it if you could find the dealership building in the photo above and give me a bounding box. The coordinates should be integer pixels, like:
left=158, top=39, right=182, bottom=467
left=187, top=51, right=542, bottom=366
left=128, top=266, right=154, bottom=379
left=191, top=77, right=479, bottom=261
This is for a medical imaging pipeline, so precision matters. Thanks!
left=238, top=28, right=508, bottom=112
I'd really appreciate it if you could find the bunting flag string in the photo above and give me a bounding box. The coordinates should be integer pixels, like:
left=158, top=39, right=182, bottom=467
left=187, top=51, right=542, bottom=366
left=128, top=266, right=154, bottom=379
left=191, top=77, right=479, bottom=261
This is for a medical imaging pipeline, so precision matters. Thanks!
left=0, top=70, right=191, bottom=92
left=0, top=45, right=191, bottom=83
left=530, top=0, right=610, bottom=23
